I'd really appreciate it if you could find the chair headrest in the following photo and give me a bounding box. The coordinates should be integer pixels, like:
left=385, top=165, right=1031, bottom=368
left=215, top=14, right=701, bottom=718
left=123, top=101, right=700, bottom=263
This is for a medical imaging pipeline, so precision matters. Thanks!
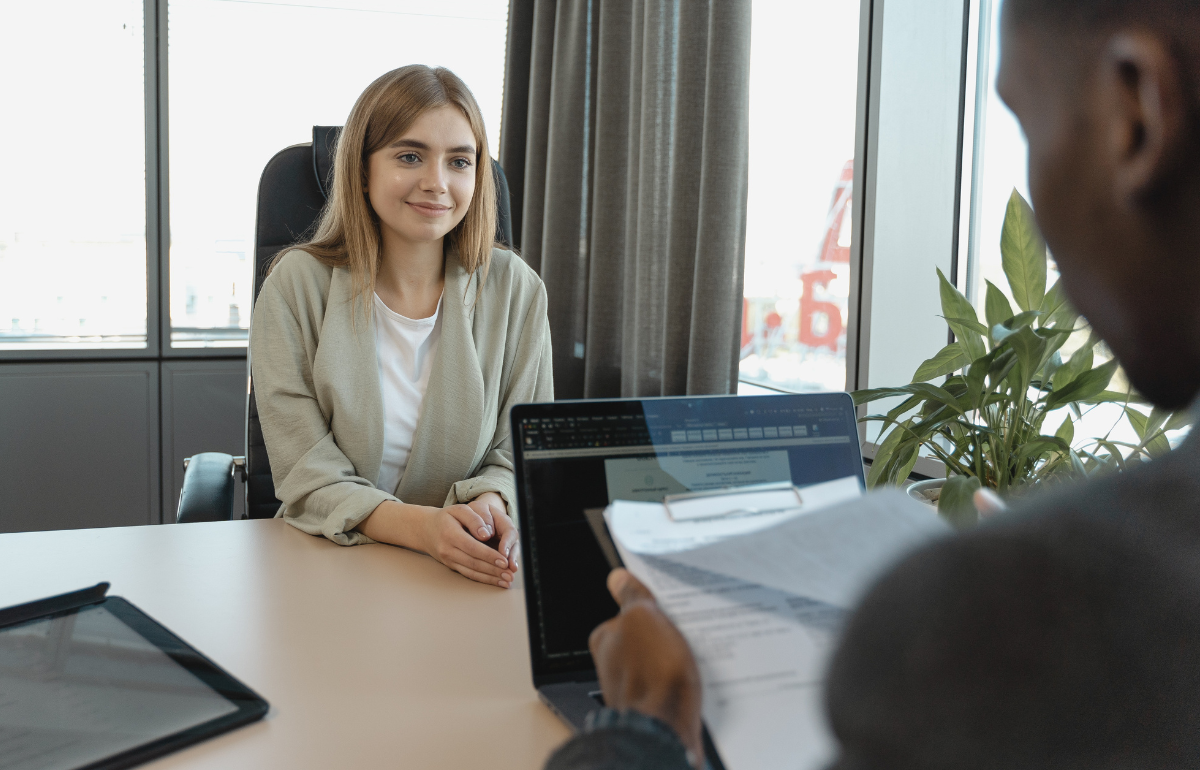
left=313, top=126, right=342, bottom=200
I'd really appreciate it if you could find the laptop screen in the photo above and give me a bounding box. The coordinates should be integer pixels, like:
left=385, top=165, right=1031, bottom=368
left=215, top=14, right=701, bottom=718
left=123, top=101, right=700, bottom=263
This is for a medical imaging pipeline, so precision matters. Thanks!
left=512, top=393, right=865, bottom=682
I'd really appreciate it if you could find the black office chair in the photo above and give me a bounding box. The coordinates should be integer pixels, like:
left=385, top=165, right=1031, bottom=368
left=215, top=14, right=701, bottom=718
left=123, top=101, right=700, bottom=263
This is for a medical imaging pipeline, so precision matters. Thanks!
left=177, top=126, right=514, bottom=523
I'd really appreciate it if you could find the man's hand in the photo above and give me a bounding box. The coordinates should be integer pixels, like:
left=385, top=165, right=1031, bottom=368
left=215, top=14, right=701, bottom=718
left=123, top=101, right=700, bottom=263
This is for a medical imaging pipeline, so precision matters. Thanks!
left=588, top=569, right=704, bottom=768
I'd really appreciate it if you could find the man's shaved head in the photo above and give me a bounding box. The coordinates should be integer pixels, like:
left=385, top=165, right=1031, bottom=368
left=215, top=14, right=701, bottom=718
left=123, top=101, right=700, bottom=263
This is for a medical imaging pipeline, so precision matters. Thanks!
left=1008, top=0, right=1200, bottom=28
left=996, top=0, right=1200, bottom=409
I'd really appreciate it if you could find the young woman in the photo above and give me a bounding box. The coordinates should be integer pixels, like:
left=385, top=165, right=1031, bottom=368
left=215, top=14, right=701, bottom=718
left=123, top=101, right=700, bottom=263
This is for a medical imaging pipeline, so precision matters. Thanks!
left=250, top=65, right=552, bottom=589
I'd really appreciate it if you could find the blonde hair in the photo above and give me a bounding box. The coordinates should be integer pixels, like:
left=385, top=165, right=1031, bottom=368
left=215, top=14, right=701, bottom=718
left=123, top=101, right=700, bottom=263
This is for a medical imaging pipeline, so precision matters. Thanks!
left=277, top=65, right=497, bottom=310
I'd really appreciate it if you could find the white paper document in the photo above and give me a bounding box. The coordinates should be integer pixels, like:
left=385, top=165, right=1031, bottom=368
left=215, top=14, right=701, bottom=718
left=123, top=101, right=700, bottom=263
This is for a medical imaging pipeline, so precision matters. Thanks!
left=605, top=482, right=950, bottom=770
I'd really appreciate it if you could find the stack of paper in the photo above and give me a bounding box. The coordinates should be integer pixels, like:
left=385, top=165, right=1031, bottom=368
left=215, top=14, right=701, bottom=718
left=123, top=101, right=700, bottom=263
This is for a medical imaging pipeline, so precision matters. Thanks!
left=604, top=478, right=950, bottom=770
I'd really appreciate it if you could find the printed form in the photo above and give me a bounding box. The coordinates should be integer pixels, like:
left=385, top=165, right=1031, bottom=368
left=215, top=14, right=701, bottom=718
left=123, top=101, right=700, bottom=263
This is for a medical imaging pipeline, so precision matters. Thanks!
left=606, top=480, right=949, bottom=770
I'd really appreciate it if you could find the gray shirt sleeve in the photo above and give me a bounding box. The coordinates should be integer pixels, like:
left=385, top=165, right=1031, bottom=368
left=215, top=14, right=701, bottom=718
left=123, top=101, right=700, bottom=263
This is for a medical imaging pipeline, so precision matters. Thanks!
left=543, top=709, right=694, bottom=770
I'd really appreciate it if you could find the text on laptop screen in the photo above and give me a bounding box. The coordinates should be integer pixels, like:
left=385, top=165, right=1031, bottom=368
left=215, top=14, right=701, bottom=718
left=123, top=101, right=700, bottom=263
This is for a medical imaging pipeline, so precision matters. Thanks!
left=513, top=394, right=864, bottom=679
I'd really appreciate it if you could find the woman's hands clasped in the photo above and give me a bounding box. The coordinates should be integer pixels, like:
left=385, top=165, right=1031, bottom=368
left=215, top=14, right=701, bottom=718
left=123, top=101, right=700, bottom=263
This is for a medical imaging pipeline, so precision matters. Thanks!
left=422, top=491, right=520, bottom=588
left=357, top=491, right=520, bottom=589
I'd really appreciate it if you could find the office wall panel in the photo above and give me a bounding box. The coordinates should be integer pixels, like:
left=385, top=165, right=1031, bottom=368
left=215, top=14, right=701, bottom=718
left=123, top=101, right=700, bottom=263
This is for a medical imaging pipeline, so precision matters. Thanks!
left=857, top=0, right=968, bottom=392
left=161, top=359, right=247, bottom=523
left=0, top=362, right=159, bottom=533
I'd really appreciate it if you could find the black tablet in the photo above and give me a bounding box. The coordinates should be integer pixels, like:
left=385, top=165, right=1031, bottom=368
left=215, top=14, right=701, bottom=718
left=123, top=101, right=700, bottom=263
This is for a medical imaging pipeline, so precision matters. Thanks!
left=0, top=584, right=268, bottom=770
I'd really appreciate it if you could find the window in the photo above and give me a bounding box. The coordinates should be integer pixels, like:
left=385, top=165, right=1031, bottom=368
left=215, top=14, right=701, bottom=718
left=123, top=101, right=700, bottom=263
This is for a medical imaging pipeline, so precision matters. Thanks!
left=166, top=0, right=510, bottom=348
left=739, top=0, right=861, bottom=393
left=0, top=1, right=147, bottom=350
left=961, top=0, right=1030, bottom=315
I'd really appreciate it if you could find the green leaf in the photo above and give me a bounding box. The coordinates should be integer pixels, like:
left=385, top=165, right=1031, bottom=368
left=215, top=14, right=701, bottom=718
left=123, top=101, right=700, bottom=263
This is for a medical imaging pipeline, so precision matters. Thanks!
left=1055, top=416, right=1074, bottom=447
left=1040, top=352, right=1064, bottom=391
left=938, top=476, right=982, bottom=529
left=912, top=342, right=973, bottom=383
left=867, top=419, right=909, bottom=488
left=1039, top=278, right=1078, bottom=330
left=1145, top=407, right=1170, bottom=439
left=984, top=280, right=1015, bottom=330
left=991, top=310, right=1042, bottom=345
left=1044, top=358, right=1119, bottom=411
left=885, top=395, right=924, bottom=423
left=936, top=268, right=980, bottom=326
left=942, top=316, right=990, bottom=337
left=1015, top=436, right=1071, bottom=471
left=965, top=347, right=1002, bottom=409
left=936, top=269, right=987, bottom=360
left=1124, top=407, right=1148, bottom=441
left=1126, top=407, right=1174, bottom=459
left=852, top=387, right=918, bottom=406
left=1164, top=410, right=1195, bottom=432
left=988, top=349, right=1017, bottom=381
left=1069, top=449, right=1088, bottom=477
left=1146, top=432, right=1172, bottom=458
left=1053, top=345, right=1094, bottom=392
left=1000, top=189, right=1048, bottom=312
left=907, top=382, right=969, bottom=416
left=1080, top=389, right=1149, bottom=406
left=1005, top=326, right=1049, bottom=393
left=892, top=443, right=921, bottom=485
left=1093, top=439, right=1128, bottom=471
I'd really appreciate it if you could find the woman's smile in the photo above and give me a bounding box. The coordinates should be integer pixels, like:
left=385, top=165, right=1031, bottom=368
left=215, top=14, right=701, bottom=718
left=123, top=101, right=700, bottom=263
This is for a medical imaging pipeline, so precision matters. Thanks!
left=405, top=200, right=452, bottom=217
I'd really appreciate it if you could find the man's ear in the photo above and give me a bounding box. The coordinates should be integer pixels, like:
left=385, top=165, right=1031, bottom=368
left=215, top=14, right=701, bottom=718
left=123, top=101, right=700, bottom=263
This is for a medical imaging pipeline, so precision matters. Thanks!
left=1102, top=31, right=1190, bottom=201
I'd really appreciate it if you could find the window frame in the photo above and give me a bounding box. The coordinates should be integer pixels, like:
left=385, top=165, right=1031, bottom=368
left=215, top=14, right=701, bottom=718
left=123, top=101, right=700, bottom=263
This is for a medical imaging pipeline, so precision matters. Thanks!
left=6, top=0, right=983, bottom=380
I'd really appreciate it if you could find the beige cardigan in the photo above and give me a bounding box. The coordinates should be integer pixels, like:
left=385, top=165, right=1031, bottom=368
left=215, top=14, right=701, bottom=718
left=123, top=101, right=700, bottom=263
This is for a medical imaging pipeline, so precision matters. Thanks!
left=249, top=247, right=553, bottom=545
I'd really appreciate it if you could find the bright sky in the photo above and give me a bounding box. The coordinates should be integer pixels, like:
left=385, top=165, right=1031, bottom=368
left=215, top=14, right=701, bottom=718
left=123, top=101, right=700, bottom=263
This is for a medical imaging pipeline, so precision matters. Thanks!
left=743, top=1, right=860, bottom=300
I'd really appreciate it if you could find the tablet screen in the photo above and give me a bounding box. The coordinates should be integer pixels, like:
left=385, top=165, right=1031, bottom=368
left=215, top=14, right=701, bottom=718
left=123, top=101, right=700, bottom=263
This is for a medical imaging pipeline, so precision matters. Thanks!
left=0, top=603, right=241, bottom=770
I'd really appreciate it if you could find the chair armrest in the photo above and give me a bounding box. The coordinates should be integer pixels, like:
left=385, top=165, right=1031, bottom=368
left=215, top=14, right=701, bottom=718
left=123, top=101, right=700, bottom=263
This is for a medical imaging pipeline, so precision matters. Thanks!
left=177, top=452, right=237, bottom=523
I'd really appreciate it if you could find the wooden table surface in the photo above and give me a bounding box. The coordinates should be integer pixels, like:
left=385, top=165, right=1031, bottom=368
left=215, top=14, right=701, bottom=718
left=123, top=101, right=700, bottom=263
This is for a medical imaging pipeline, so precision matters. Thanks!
left=0, top=519, right=572, bottom=768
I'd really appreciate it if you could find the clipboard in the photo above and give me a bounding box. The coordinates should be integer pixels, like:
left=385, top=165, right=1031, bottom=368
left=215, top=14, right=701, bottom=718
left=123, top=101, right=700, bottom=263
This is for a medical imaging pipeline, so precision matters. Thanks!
left=584, top=507, right=624, bottom=569
left=663, top=482, right=804, bottom=522
left=584, top=483, right=807, bottom=570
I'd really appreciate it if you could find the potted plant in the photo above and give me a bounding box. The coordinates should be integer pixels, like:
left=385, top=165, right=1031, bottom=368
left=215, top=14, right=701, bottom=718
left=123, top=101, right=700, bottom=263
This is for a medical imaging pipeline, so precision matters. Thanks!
left=853, top=190, right=1191, bottom=527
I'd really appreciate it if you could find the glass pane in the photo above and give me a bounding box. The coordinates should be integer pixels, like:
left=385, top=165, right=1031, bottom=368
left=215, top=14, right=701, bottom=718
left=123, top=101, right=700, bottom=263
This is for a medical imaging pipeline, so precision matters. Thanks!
left=167, top=0, right=509, bottom=348
left=965, top=0, right=1031, bottom=315
left=740, top=0, right=860, bottom=393
left=0, top=1, right=147, bottom=351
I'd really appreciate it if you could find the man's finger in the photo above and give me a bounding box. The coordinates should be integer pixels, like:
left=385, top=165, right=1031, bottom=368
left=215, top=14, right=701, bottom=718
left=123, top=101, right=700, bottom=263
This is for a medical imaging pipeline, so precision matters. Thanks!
left=608, top=568, right=654, bottom=608
left=588, top=617, right=615, bottom=657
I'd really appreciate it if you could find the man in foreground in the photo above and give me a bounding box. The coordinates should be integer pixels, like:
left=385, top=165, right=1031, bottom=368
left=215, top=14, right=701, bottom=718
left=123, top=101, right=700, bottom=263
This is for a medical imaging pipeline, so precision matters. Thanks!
left=546, top=0, right=1200, bottom=767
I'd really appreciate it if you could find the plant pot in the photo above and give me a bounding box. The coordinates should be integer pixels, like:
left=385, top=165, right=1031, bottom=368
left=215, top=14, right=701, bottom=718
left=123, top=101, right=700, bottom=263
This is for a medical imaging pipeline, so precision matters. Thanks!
left=907, top=478, right=945, bottom=508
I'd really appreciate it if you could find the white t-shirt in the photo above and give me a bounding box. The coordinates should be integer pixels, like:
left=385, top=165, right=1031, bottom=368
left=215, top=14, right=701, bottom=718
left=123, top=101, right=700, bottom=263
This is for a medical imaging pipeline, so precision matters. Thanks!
left=373, top=292, right=443, bottom=496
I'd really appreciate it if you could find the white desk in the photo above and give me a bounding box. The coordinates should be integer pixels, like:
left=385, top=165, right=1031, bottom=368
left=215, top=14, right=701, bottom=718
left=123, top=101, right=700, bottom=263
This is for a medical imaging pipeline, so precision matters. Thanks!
left=0, top=519, right=572, bottom=768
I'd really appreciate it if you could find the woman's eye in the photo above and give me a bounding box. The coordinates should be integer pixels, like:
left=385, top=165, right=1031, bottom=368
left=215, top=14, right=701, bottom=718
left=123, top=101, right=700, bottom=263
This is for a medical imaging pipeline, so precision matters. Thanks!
left=451, top=157, right=472, bottom=170
left=398, top=153, right=419, bottom=164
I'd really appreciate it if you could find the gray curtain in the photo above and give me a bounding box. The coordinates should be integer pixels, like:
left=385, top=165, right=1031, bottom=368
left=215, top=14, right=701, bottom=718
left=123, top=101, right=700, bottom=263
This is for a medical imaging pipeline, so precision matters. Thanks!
left=499, top=0, right=751, bottom=400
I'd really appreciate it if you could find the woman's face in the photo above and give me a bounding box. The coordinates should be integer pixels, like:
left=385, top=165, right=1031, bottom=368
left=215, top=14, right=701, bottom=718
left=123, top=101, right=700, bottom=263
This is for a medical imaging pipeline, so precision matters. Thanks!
left=366, top=105, right=477, bottom=250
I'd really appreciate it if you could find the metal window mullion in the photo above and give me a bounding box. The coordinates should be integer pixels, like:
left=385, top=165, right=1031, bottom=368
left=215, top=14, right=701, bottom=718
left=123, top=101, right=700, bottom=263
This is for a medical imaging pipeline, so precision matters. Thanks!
left=846, top=0, right=883, bottom=394
left=145, top=0, right=166, bottom=357
left=962, top=0, right=994, bottom=309
left=152, top=0, right=170, bottom=358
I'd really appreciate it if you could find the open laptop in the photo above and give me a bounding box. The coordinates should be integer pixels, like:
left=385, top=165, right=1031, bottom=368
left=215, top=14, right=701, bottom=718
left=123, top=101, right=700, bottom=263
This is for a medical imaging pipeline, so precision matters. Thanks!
left=511, top=392, right=866, bottom=764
